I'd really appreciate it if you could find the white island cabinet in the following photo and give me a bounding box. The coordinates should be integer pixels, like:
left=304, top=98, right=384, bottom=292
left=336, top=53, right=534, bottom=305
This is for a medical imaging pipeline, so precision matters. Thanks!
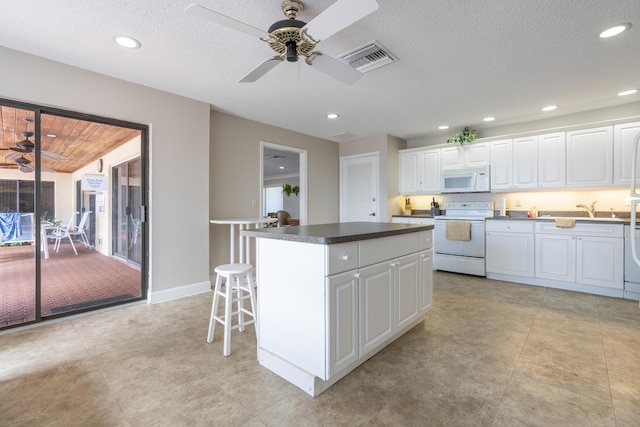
left=243, top=222, right=433, bottom=397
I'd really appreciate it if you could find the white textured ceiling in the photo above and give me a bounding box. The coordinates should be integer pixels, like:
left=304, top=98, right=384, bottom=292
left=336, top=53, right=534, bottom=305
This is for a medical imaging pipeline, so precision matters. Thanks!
left=1, top=0, right=639, bottom=142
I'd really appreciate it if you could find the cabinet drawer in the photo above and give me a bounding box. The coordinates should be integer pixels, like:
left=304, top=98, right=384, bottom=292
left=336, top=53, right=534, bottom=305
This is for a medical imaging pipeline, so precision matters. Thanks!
left=535, top=221, right=623, bottom=237
left=325, top=242, right=359, bottom=276
left=486, top=220, right=534, bottom=233
left=419, top=230, right=433, bottom=250
left=359, top=233, right=420, bottom=267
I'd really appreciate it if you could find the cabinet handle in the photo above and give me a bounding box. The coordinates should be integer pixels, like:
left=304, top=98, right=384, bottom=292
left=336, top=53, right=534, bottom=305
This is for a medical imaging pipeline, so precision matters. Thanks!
left=354, top=272, right=360, bottom=279
left=342, top=255, right=349, bottom=261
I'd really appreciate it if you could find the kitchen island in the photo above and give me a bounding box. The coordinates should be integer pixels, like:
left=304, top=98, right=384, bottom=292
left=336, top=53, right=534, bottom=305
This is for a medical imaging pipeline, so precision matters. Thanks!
left=242, top=222, right=433, bottom=396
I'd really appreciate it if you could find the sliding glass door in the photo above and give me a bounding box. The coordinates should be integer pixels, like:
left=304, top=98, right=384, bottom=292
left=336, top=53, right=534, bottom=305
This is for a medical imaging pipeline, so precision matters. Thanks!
left=112, top=158, right=142, bottom=265
left=0, top=98, right=148, bottom=330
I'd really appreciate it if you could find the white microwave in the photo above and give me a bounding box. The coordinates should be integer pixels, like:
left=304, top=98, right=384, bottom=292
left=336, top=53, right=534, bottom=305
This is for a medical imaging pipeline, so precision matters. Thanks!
left=441, top=166, right=491, bottom=193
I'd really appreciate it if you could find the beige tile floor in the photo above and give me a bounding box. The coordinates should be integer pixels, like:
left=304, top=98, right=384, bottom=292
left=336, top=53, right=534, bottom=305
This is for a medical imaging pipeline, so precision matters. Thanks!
left=1, top=272, right=640, bottom=427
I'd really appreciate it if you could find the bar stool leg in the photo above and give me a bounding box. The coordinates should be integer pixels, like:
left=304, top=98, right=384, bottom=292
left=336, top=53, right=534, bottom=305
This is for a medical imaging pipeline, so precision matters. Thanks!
left=223, top=275, right=233, bottom=357
left=207, top=273, right=223, bottom=343
left=237, top=275, right=245, bottom=332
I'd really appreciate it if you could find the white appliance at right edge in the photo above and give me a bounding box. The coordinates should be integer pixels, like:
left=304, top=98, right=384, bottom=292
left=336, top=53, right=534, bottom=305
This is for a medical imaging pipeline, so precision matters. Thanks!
left=627, top=131, right=640, bottom=303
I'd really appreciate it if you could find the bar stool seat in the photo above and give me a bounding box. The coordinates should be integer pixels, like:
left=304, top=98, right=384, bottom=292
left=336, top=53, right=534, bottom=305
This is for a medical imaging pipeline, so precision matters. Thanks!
left=207, top=263, right=257, bottom=356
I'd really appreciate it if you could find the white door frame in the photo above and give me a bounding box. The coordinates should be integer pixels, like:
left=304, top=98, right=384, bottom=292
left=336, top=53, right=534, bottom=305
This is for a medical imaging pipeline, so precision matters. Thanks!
left=260, top=141, right=308, bottom=225
left=340, top=151, right=380, bottom=222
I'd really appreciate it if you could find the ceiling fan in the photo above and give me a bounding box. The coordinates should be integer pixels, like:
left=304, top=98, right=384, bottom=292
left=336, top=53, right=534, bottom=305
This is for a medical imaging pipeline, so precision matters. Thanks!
left=185, top=0, right=379, bottom=84
left=1, top=131, right=66, bottom=162
left=0, top=155, right=56, bottom=174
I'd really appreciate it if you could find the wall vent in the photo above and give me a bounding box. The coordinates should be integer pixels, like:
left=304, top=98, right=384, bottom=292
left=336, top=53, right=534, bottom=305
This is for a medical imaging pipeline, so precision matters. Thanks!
left=338, top=41, right=397, bottom=73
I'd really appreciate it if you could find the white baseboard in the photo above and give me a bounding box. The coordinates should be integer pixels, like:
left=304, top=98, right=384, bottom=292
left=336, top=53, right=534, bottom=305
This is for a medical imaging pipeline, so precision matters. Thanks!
left=148, top=280, right=211, bottom=304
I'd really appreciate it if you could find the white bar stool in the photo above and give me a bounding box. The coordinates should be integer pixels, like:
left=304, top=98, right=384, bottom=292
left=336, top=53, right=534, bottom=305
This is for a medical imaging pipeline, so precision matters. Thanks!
left=207, top=263, right=257, bottom=356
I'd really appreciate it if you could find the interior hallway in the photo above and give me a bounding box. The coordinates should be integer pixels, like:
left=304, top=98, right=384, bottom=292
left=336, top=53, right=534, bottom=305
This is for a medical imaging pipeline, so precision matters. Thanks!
left=1, top=272, right=639, bottom=426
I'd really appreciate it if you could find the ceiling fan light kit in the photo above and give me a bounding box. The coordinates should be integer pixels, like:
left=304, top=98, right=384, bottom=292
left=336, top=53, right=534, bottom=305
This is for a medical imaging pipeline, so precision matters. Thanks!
left=186, top=0, right=379, bottom=84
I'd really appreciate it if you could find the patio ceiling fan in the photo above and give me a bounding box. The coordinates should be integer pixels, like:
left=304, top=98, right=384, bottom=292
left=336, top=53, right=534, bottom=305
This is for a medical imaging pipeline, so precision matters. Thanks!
left=185, top=0, right=378, bottom=84
left=0, top=154, right=56, bottom=173
left=1, top=131, right=66, bottom=162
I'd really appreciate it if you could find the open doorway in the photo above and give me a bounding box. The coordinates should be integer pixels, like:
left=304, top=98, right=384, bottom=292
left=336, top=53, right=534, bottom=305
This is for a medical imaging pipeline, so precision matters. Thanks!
left=260, top=142, right=307, bottom=226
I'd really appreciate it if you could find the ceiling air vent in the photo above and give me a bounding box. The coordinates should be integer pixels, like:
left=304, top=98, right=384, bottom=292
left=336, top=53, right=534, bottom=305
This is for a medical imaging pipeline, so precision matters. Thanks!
left=338, top=41, right=396, bottom=73
left=331, top=132, right=359, bottom=141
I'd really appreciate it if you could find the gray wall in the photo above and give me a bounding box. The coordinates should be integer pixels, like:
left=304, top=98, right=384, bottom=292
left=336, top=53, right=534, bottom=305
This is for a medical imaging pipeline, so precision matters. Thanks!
left=209, top=111, right=339, bottom=271
left=0, top=46, right=211, bottom=300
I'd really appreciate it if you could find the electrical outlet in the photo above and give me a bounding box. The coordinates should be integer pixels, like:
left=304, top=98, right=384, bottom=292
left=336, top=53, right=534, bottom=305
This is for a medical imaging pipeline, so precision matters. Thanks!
left=515, top=199, right=522, bottom=207
left=251, top=199, right=257, bottom=208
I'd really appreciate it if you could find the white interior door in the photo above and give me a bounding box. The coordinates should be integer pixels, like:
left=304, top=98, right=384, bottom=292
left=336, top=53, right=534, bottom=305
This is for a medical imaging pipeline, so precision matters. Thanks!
left=340, top=152, right=379, bottom=222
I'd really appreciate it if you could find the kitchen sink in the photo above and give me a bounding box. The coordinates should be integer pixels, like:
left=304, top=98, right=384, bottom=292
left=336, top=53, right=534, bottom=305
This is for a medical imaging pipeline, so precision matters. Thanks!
left=541, top=216, right=624, bottom=222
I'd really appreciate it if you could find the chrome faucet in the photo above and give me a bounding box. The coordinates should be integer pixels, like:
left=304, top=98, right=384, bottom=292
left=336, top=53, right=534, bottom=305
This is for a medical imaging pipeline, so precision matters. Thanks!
left=576, top=201, right=597, bottom=218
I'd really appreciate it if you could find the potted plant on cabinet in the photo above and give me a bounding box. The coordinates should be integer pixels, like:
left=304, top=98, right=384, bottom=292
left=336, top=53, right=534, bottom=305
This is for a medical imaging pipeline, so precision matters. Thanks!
left=446, top=127, right=478, bottom=145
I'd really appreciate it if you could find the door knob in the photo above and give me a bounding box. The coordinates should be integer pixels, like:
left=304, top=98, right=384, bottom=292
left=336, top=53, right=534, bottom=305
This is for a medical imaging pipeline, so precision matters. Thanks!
left=369, top=212, right=376, bottom=216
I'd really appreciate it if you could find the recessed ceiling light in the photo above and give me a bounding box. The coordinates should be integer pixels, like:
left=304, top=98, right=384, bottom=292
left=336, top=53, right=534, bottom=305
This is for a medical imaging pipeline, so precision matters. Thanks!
left=327, top=113, right=339, bottom=119
left=483, top=116, right=496, bottom=122
left=114, top=35, right=141, bottom=49
left=618, top=89, right=638, bottom=96
left=438, top=125, right=449, bottom=130
left=279, top=166, right=285, bottom=169
left=541, top=105, right=558, bottom=112
left=599, top=23, right=631, bottom=38
left=46, top=134, right=57, bottom=138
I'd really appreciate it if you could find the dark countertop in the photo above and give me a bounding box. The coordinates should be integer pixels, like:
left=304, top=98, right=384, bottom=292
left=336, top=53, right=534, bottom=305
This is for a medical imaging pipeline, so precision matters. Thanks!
left=241, top=222, right=433, bottom=245
left=488, top=216, right=628, bottom=224
left=391, top=214, right=435, bottom=218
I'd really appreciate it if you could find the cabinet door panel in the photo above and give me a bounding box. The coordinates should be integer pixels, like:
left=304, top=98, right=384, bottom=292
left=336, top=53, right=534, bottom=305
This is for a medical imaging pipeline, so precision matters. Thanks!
left=420, top=250, right=433, bottom=313
left=566, top=126, right=613, bottom=187
left=359, top=262, right=394, bottom=357
left=513, top=136, right=538, bottom=188
left=613, top=122, right=640, bottom=186
left=395, top=253, right=420, bottom=330
left=441, top=146, right=464, bottom=169
left=535, top=234, right=576, bottom=282
left=399, top=151, right=420, bottom=194
left=486, top=232, right=534, bottom=277
left=490, top=139, right=512, bottom=190
left=327, top=271, right=359, bottom=377
left=420, top=149, right=441, bottom=193
left=465, top=143, right=490, bottom=167
left=576, top=236, right=623, bottom=289
left=538, top=132, right=566, bottom=188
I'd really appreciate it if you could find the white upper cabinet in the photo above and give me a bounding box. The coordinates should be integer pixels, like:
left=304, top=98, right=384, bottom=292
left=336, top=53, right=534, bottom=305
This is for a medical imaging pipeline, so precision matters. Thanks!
left=490, top=137, right=537, bottom=191
left=490, top=139, right=512, bottom=190
left=398, top=148, right=441, bottom=194
left=441, top=142, right=490, bottom=170
left=537, top=132, right=566, bottom=188
left=613, top=121, right=640, bottom=186
left=566, top=126, right=613, bottom=188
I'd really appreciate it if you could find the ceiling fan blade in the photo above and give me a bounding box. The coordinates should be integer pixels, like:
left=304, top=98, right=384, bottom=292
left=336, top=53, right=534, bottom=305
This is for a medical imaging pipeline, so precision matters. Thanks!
left=185, top=4, right=269, bottom=39
left=303, top=0, right=379, bottom=41
left=42, top=150, right=66, bottom=161
left=309, top=53, right=362, bottom=85
left=239, top=56, right=284, bottom=83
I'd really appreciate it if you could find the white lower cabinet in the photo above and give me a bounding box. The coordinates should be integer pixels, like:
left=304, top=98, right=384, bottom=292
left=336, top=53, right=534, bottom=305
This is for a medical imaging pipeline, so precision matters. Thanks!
left=486, top=220, right=624, bottom=297
left=486, top=220, right=534, bottom=277
left=534, top=222, right=623, bottom=290
left=325, top=231, right=434, bottom=379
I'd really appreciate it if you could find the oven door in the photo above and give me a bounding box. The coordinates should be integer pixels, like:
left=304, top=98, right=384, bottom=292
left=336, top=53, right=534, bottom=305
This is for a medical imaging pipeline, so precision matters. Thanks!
left=434, top=219, right=485, bottom=257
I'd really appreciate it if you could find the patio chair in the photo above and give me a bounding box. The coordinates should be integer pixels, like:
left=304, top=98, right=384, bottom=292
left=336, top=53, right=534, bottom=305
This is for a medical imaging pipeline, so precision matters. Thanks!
left=68, top=211, right=92, bottom=249
left=47, top=212, right=78, bottom=255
